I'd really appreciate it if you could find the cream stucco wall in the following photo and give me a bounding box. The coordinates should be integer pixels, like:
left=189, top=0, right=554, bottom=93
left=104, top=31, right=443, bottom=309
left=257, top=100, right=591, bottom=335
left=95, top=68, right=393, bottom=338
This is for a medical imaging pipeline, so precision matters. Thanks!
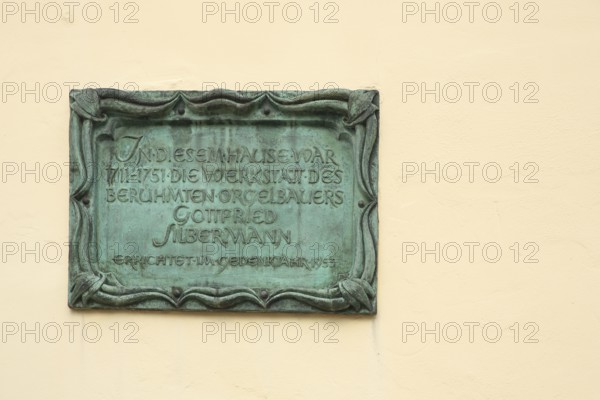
left=1, top=0, right=599, bottom=398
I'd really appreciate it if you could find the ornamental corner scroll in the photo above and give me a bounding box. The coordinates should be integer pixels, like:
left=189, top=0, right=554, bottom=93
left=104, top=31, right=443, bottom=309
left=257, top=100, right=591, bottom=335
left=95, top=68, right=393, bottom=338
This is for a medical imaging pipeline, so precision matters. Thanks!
left=68, top=88, right=379, bottom=314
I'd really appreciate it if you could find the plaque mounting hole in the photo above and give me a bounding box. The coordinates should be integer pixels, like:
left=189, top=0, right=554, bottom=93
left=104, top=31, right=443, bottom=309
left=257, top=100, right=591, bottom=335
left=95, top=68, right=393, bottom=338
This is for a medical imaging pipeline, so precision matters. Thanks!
left=172, top=287, right=182, bottom=298
left=262, top=107, right=271, bottom=116
left=82, top=196, right=90, bottom=206
left=358, top=200, right=365, bottom=208
left=260, top=290, right=268, bottom=299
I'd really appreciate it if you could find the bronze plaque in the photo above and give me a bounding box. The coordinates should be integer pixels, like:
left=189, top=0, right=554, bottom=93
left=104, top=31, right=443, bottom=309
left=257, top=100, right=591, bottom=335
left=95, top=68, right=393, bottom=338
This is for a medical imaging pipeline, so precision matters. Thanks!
left=68, top=89, right=378, bottom=314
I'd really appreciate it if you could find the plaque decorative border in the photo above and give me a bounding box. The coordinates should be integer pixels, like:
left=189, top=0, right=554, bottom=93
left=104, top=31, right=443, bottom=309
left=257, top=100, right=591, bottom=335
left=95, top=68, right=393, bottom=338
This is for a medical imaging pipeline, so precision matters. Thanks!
left=68, top=88, right=379, bottom=314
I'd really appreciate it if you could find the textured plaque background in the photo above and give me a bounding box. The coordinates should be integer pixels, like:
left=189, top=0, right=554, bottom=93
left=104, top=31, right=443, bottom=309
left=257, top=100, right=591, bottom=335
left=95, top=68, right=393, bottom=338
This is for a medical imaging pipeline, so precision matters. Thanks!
left=68, top=89, right=379, bottom=313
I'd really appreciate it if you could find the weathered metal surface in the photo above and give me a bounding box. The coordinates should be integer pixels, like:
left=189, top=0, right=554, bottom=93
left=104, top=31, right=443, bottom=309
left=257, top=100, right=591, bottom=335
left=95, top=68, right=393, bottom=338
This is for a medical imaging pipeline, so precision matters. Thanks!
left=68, top=89, right=379, bottom=314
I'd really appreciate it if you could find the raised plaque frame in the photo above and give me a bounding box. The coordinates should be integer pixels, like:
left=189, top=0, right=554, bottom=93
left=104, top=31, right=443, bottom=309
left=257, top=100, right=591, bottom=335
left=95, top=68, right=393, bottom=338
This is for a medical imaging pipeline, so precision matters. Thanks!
left=68, top=88, right=378, bottom=314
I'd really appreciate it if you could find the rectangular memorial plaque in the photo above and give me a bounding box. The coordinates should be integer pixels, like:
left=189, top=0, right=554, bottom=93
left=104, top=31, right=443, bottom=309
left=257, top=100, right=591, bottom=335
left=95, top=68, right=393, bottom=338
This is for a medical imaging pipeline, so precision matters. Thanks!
left=68, top=89, right=378, bottom=314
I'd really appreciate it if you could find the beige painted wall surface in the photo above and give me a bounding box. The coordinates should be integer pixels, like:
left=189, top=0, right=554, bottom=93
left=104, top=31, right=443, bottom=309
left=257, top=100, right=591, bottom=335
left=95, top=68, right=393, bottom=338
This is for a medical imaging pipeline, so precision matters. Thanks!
left=0, top=0, right=599, bottom=398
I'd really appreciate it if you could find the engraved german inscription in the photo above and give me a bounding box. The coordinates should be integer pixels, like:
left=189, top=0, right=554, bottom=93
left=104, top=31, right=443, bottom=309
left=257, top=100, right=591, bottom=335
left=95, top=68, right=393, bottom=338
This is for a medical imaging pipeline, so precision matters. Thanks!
left=69, top=89, right=378, bottom=314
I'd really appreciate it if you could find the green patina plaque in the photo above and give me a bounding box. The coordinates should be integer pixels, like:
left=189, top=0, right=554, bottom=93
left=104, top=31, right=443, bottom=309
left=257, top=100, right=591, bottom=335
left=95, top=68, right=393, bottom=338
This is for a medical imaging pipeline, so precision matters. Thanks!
left=68, top=89, right=378, bottom=314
